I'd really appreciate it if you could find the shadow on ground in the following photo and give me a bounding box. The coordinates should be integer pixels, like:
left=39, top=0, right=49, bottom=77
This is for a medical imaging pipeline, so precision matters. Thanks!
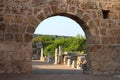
left=0, top=60, right=117, bottom=80
left=32, top=69, right=83, bottom=74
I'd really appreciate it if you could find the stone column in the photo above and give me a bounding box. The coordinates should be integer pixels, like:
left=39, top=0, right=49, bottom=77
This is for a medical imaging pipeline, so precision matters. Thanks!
left=67, top=57, right=71, bottom=66
left=72, top=60, right=77, bottom=68
left=63, top=56, right=67, bottom=64
left=59, top=46, right=63, bottom=64
left=40, top=47, right=44, bottom=61
left=54, top=48, right=58, bottom=64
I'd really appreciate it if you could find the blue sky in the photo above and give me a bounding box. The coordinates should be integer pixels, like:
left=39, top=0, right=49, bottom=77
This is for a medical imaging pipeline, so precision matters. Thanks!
left=34, top=16, right=85, bottom=37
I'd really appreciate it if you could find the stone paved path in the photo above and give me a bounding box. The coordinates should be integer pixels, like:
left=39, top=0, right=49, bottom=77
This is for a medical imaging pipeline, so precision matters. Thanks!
left=0, top=60, right=118, bottom=80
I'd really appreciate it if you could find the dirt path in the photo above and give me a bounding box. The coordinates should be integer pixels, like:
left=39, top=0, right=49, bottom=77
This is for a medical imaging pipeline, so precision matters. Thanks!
left=0, top=60, right=118, bottom=80
left=32, top=60, right=82, bottom=74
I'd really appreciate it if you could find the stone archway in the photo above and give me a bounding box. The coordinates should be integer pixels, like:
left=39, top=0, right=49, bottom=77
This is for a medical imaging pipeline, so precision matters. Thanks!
left=0, top=0, right=120, bottom=75
left=25, top=1, right=102, bottom=74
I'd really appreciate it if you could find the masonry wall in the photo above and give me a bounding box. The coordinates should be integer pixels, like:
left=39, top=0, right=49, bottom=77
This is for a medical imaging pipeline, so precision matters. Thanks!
left=0, top=0, right=120, bottom=75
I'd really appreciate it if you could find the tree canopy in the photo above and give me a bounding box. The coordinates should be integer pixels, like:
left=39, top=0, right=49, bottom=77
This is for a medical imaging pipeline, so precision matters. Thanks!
left=32, top=34, right=86, bottom=56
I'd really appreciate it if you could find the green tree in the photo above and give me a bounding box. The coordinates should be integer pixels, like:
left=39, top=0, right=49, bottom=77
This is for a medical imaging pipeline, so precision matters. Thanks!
left=32, top=34, right=86, bottom=56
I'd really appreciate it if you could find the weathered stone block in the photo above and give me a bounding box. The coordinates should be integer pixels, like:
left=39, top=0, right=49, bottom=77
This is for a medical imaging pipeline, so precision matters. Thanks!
left=118, top=20, right=120, bottom=28
left=4, top=15, right=14, bottom=24
left=116, top=46, right=120, bottom=63
left=0, top=23, right=6, bottom=31
left=24, top=33, right=32, bottom=42
left=82, top=14, right=91, bottom=23
left=109, top=12, right=119, bottom=19
left=14, top=15, right=23, bottom=23
left=13, top=0, right=21, bottom=4
left=13, top=0, right=29, bottom=4
left=34, top=8, right=43, bottom=15
left=76, top=0, right=84, bottom=9
left=0, top=43, right=15, bottom=52
left=11, top=4, right=28, bottom=14
left=14, top=34, right=23, bottom=42
left=24, top=53, right=31, bottom=61
left=37, top=12, right=45, bottom=21
left=11, top=52, right=25, bottom=61
left=0, top=8, right=3, bottom=15
left=108, top=20, right=118, bottom=28
left=107, top=29, right=115, bottom=37
left=90, top=61, right=100, bottom=71
left=0, top=31, right=4, bottom=41
left=87, top=35, right=101, bottom=44
left=68, top=5, right=76, bottom=14
left=88, top=45, right=117, bottom=62
left=0, top=15, right=3, bottom=22
left=66, top=0, right=76, bottom=5
left=89, top=45, right=119, bottom=74
left=100, top=28, right=107, bottom=36
left=21, top=61, right=32, bottom=73
left=11, top=43, right=32, bottom=61
left=0, top=61, right=5, bottom=73
left=4, top=5, right=12, bottom=14
left=91, top=11, right=98, bottom=19
left=27, top=8, right=33, bottom=15
left=44, top=7, right=52, bottom=17
left=9, top=24, right=20, bottom=33
left=114, top=2, right=120, bottom=11
left=102, top=36, right=116, bottom=44
left=116, top=35, right=120, bottom=44
left=105, top=45, right=117, bottom=60
left=87, top=44, right=102, bottom=53
left=19, top=25, right=27, bottom=33
left=10, top=60, right=27, bottom=73
left=83, top=1, right=99, bottom=9
left=0, top=51, right=12, bottom=61
left=0, top=0, right=4, bottom=4
left=51, top=5, right=58, bottom=14
left=58, top=3, right=67, bottom=13
left=31, top=0, right=45, bottom=7
left=5, top=33, right=14, bottom=41
left=77, top=9, right=84, bottom=19
left=0, top=3, right=4, bottom=8
left=114, top=29, right=120, bottom=37
left=4, top=62, right=13, bottom=73
left=25, top=16, right=39, bottom=26
left=100, top=20, right=109, bottom=28
left=26, top=25, right=35, bottom=34
left=88, top=20, right=96, bottom=29
left=100, top=2, right=113, bottom=10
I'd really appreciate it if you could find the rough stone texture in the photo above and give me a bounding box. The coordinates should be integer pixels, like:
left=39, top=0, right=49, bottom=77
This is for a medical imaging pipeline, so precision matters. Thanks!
left=0, top=0, right=120, bottom=75
left=0, top=42, right=32, bottom=73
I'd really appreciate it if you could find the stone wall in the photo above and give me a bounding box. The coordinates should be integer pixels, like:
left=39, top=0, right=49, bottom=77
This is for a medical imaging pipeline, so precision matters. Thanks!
left=0, top=0, right=120, bottom=75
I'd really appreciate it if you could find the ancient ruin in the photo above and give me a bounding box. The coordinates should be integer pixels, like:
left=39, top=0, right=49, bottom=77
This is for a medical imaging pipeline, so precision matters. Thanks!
left=0, top=0, right=120, bottom=75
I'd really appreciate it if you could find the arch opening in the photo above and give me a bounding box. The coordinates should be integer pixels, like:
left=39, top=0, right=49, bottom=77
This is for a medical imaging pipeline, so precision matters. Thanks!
left=32, top=14, right=90, bottom=74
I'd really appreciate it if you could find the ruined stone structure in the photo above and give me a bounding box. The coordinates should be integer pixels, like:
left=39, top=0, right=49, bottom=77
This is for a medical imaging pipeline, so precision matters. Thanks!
left=0, top=0, right=120, bottom=75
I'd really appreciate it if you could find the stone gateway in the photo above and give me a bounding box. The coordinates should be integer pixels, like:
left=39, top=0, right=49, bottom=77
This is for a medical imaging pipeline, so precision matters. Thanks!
left=0, top=0, right=120, bottom=75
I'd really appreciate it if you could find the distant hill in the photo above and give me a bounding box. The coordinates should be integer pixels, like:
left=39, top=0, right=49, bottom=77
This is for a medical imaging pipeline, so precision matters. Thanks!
left=33, top=34, right=74, bottom=38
